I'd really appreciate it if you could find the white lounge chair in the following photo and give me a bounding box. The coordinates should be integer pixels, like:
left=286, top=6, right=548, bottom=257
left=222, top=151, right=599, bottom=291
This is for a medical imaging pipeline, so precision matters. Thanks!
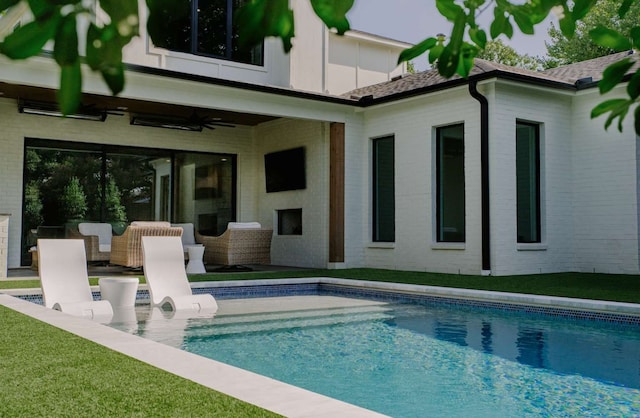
left=141, top=236, right=218, bottom=313
left=37, top=239, right=113, bottom=320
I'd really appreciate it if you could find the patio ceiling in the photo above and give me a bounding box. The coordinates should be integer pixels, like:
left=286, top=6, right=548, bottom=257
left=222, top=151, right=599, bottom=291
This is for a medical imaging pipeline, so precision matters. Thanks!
left=0, top=82, right=280, bottom=127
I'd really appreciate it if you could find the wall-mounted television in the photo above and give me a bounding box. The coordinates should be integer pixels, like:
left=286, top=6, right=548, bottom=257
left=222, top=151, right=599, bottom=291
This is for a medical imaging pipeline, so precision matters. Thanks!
left=264, top=147, right=306, bottom=193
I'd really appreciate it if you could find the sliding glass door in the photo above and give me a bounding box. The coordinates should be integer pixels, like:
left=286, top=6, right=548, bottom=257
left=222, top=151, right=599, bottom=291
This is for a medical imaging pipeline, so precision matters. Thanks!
left=22, top=139, right=236, bottom=265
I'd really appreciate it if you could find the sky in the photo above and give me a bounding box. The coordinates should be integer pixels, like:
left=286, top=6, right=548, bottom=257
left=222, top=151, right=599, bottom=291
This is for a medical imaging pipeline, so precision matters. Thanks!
left=347, top=0, right=557, bottom=70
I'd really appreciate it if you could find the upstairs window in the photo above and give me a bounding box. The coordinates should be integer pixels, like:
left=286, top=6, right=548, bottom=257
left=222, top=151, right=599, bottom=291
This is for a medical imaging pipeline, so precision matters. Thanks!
left=154, top=0, right=263, bottom=66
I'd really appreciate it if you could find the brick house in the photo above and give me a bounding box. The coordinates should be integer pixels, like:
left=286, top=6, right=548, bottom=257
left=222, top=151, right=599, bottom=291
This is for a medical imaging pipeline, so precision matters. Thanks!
left=0, top=2, right=637, bottom=275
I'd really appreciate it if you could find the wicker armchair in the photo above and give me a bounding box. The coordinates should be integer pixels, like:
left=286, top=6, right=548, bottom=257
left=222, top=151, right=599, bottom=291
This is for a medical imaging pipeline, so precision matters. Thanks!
left=195, top=222, right=273, bottom=266
left=68, top=223, right=112, bottom=262
left=110, top=221, right=183, bottom=268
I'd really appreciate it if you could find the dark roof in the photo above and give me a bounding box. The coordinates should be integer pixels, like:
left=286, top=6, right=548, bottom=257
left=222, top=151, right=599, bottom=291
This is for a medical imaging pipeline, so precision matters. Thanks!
left=542, top=50, right=638, bottom=84
left=344, top=51, right=639, bottom=102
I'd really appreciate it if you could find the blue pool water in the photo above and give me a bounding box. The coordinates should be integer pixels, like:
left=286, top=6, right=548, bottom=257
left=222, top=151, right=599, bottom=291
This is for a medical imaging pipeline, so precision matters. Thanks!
left=131, top=298, right=640, bottom=417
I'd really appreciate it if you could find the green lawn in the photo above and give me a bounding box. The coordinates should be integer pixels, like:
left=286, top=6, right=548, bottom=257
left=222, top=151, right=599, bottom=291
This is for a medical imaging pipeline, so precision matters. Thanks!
left=2, top=268, right=639, bottom=416
left=0, top=305, right=280, bottom=417
left=2, top=268, right=640, bottom=302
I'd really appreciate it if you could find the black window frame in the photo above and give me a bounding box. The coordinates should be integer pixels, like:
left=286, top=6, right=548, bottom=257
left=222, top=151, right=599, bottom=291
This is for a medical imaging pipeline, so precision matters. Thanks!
left=436, top=124, right=465, bottom=243
left=159, top=0, right=264, bottom=66
left=372, top=136, right=395, bottom=242
left=516, top=121, right=541, bottom=244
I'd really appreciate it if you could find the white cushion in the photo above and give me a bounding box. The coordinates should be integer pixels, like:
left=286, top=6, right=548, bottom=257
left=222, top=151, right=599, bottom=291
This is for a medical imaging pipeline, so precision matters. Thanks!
left=99, top=244, right=111, bottom=253
left=78, top=223, right=112, bottom=246
left=130, top=221, right=171, bottom=227
left=172, top=223, right=196, bottom=246
left=227, top=222, right=261, bottom=229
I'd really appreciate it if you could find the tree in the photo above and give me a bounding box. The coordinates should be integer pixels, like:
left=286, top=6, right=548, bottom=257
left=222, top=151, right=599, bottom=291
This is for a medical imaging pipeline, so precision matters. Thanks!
left=546, top=0, right=640, bottom=66
left=61, top=176, right=87, bottom=220
left=0, top=0, right=638, bottom=134
left=476, top=39, right=544, bottom=71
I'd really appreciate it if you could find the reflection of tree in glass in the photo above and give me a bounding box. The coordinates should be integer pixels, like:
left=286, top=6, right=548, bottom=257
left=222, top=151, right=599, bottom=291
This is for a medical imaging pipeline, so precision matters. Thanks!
left=106, top=156, right=153, bottom=220
left=61, top=177, right=87, bottom=220
left=24, top=181, right=43, bottom=230
left=197, top=0, right=227, bottom=56
left=105, top=179, right=127, bottom=224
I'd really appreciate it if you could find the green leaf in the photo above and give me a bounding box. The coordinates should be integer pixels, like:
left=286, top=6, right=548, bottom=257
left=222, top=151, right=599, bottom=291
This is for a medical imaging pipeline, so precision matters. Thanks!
left=84, top=23, right=124, bottom=88
left=627, top=70, right=640, bottom=100
left=101, top=63, right=125, bottom=96
left=0, top=0, right=20, bottom=12
left=437, top=45, right=458, bottom=78
left=559, top=14, right=576, bottom=38
left=398, top=37, right=437, bottom=64
left=635, top=105, right=640, bottom=136
left=429, top=43, right=444, bottom=64
left=572, top=0, right=597, bottom=21
left=54, top=13, right=78, bottom=66
left=27, top=0, right=55, bottom=19
left=512, top=10, right=534, bottom=35
left=619, top=0, right=634, bottom=17
left=310, top=0, right=353, bottom=35
left=469, top=28, right=487, bottom=49
left=85, top=23, right=101, bottom=71
left=490, top=9, right=508, bottom=39
left=599, top=58, right=634, bottom=93
left=58, top=60, right=81, bottom=115
left=589, top=26, right=632, bottom=51
left=0, top=13, right=60, bottom=59
left=235, top=0, right=294, bottom=53
left=591, top=98, right=632, bottom=131
left=100, top=0, right=139, bottom=39
left=630, top=27, right=640, bottom=48
left=436, top=0, right=463, bottom=21
left=457, top=43, right=476, bottom=77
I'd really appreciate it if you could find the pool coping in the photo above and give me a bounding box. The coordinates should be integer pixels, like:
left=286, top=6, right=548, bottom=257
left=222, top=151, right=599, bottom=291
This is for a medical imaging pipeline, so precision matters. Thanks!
left=2, top=277, right=640, bottom=417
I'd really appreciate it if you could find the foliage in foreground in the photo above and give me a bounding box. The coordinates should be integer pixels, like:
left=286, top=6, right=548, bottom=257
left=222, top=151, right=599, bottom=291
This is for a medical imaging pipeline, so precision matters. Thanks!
left=0, top=1, right=639, bottom=134
left=0, top=305, right=279, bottom=417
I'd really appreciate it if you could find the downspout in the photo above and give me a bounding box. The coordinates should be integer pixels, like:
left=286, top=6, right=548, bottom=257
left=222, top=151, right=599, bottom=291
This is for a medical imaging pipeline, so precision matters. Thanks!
left=469, top=80, right=491, bottom=274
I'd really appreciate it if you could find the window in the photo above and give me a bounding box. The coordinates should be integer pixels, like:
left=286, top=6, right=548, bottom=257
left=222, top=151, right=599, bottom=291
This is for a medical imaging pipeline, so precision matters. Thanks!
left=516, top=122, right=541, bottom=243
left=436, top=124, right=465, bottom=242
left=154, top=0, right=263, bottom=66
left=22, top=139, right=236, bottom=265
left=372, top=136, right=395, bottom=242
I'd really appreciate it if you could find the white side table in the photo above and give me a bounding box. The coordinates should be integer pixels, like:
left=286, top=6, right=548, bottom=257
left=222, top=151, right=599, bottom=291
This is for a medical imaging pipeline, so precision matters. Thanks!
left=99, top=277, right=139, bottom=307
left=186, top=245, right=206, bottom=274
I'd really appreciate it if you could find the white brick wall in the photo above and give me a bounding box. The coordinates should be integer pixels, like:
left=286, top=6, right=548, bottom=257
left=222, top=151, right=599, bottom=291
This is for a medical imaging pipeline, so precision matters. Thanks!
left=489, top=83, right=574, bottom=275
left=571, top=87, right=639, bottom=274
left=356, top=87, right=484, bottom=274
left=255, top=119, right=330, bottom=268
left=0, top=214, right=9, bottom=278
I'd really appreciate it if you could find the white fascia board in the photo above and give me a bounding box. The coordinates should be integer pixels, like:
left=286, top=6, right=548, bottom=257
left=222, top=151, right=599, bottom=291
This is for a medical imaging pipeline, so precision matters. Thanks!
left=339, top=30, right=413, bottom=49
left=0, top=55, right=354, bottom=123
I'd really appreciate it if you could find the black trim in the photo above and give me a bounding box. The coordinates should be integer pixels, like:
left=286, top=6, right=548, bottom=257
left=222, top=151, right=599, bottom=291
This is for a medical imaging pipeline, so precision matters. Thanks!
left=469, top=81, right=491, bottom=272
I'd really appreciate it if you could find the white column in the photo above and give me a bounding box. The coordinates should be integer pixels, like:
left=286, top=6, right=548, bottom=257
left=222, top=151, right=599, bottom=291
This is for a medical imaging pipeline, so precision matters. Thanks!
left=0, top=214, right=10, bottom=279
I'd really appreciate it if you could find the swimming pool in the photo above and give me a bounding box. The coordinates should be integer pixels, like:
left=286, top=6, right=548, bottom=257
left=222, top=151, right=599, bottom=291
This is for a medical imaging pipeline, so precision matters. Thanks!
left=122, top=288, right=640, bottom=417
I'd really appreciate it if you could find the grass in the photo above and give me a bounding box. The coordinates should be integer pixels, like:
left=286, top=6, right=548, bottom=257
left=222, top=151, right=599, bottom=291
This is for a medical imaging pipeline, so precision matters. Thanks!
left=2, top=268, right=640, bottom=303
left=2, top=268, right=639, bottom=416
left=183, top=268, right=640, bottom=303
left=0, top=305, right=280, bottom=417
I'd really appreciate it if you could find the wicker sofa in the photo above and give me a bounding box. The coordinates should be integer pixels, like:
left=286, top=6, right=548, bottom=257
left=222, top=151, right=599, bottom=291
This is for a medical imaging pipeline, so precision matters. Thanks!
left=195, top=222, right=273, bottom=266
left=110, top=221, right=183, bottom=268
left=68, top=222, right=113, bottom=263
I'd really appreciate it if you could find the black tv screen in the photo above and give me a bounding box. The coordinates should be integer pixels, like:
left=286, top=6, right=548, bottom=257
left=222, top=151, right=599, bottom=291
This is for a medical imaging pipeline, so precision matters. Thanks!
left=264, top=147, right=306, bottom=193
